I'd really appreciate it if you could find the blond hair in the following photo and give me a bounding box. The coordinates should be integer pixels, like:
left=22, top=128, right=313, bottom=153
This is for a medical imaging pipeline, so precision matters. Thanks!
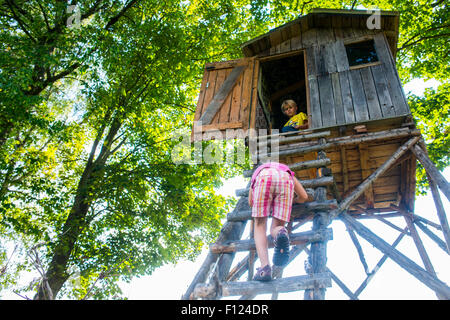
left=281, top=99, right=297, bottom=114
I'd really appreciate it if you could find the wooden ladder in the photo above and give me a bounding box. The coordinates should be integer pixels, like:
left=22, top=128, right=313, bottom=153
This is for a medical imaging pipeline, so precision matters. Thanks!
left=184, top=131, right=338, bottom=300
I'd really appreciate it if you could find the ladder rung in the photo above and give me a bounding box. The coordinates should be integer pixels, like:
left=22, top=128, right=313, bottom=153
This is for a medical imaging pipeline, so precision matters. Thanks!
left=227, top=200, right=338, bottom=222
left=256, top=131, right=331, bottom=148
left=236, top=176, right=334, bottom=197
left=210, top=228, right=333, bottom=254
left=193, top=273, right=332, bottom=298
left=243, top=158, right=331, bottom=178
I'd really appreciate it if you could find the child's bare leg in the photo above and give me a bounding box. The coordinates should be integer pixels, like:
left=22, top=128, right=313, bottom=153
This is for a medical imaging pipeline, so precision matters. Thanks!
left=270, top=217, right=286, bottom=238
left=253, top=217, right=269, bottom=267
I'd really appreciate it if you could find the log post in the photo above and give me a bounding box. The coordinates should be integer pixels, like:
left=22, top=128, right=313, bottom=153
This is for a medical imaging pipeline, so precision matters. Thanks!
left=341, top=213, right=450, bottom=299
left=411, top=143, right=450, bottom=253
left=304, top=138, right=330, bottom=300
left=411, top=144, right=450, bottom=202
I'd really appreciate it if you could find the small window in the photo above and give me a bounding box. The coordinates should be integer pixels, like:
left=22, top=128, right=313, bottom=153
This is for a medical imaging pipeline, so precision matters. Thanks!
left=345, top=39, right=378, bottom=67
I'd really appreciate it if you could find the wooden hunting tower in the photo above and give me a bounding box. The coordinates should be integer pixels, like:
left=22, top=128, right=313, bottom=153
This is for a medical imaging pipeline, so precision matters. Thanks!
left=185, top=9, right=450, bottom=300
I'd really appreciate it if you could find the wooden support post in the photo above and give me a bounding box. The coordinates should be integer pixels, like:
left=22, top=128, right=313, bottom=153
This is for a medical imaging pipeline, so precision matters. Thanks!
left=410, top=143, right=450, bottom=253
left=352, top=227, right=408, bottom=298
left=305, top=138, right=330, bottom=300
left=346, top=224, right=370, bottom=275
left=414, top=220, right=449, bottom=254
left=341, top=213, right=450, bottom=299
left=340, top=146, right=349, bottom=193
left=182, top=196, right=249, bottom=300
left=428, top=178, right=450, bottom=254
left=193, top=273, right=332, bottom=298
left=411, top=144, right=450, bottom=202
left=332, top=136, right=420, bottom=218
left=404, top=214, right=445, bottom=300
left=358, top=144, right=375, bottom=208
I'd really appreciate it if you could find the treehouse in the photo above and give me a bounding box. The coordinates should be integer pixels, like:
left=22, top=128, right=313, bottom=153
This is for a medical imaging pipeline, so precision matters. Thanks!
left=192, top=8, right=417, bottom=214
left=186, top=8, right=450, bottom=300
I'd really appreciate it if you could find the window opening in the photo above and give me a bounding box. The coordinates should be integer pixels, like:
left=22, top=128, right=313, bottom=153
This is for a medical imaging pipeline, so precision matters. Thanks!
left=258, top=53, right=308, bottom=132
left=345, top=39, right=379, bottom=67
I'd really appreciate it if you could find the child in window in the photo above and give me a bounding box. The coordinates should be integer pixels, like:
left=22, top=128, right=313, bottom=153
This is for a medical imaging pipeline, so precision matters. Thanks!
left=281, top=99, right=308, bottom=133
left=248, top=162, right=309, bottom=281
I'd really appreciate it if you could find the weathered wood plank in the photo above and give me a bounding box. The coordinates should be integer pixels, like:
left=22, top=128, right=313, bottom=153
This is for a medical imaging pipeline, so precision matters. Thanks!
left=199, top=66, right=245, bottom=125
left=318, top=74, right=336, bottom=127
left=227, top=200, right=338, bottom=222
left=331, top=72, right=345, bottom=125
left=339, top=70, right=356, bottom=123
left=193, top=273, right=332, bottom=298
left=373, top=33, right=409, bottom=115
left=370, top=63, right=395, bottom=117
left=341, top=213, right=450, bottom=299
left=210, top=229, right=333, bottom=253
left=308, top=77, right=322, bottom=128
left=360, top=67, right=383, bottom=120
left=235, top=178, right=334, bottom=197
left=348, top=69, right=370, bottom=122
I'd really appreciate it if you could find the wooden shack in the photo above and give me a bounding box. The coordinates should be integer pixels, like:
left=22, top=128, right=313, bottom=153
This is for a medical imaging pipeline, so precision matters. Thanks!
left=192, top=8, right=417, bottom=214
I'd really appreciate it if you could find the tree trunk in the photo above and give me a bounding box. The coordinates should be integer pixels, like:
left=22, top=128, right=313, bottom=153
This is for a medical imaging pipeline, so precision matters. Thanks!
left=34, top=117, right=122, bottom=299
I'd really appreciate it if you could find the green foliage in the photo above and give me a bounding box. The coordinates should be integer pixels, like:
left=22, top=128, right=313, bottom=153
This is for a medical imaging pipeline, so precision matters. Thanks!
left=408, top=83, right=450, bottom=194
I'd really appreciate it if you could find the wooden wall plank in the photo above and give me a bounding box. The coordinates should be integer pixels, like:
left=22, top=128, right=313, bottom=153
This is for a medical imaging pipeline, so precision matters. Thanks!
left=348, top=69, right=370, bottom=122
left=370, top=64, right=395, bottom=118
left=331, top=72, right=345, bottom=125
left=308, top=78, right=322, bottom=128
left=318, top=75, right=336, bottom=127
left=339, top=71, right=356, bottom=123
left=360, top=67, right=383, bottom=120
left=373, top=33, right=409, bottom=115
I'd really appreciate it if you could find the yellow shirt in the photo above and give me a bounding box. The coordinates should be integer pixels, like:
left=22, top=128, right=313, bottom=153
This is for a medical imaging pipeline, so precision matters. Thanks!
left=284, top=112, right=308, bottom=128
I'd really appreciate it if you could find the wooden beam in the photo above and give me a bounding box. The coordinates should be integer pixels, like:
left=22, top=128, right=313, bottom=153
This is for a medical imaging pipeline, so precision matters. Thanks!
left=411, top=144, right=450, bottom=202
left=341, top=213, right=450, bottom=299
left=259, top=128, right=420, bottom=160
left=404, top=214, right=445, bottom=299
left=236, top=176, right=334, bottom=197
left=227, top=200, right=337, bottom=222
left=358, top=144, right=375, bottom=209
left=352, top=227, right=407, bottom=298
left=243, top=158, right=331, bottom=177
left=410, top=143, right=450, bottom=253
left=199, top=65, right=246, bottom=125
left=210, top=229, right=333, bottom=253
left=332, top=136, right=420, bottom=218
left=193, top=273, right=332, bottom=298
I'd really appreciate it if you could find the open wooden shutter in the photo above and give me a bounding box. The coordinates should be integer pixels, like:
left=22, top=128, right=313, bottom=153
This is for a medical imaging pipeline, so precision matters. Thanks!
left=192, top=57, right=257, bottom=141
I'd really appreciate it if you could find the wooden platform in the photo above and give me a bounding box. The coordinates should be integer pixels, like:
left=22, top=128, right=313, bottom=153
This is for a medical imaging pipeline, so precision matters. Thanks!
left=257, top=117, right=418, bottom=214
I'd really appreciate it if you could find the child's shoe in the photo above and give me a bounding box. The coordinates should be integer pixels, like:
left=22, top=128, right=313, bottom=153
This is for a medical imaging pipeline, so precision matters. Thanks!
left=273, top=228, right=290, bottom=266
left=253, top=265, right=272, bottom=281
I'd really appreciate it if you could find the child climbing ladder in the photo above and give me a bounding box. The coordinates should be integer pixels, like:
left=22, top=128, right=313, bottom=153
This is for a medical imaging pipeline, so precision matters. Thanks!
left=248, top=162, right=309, bottom=281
